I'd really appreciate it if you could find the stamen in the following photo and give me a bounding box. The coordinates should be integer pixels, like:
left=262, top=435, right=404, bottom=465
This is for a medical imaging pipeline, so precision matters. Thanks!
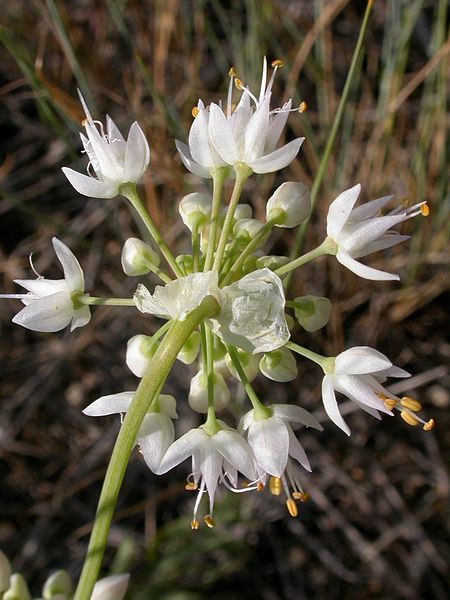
left=420, top=203, right=430, bottom=216
left=271, top=59, right=284, bottom=68
left=82, top=118, right=89, bottom=127
left=384, top=399, right=398, bottom=409
left=234, top=78, right=245, bottom=91
left=257, top=482, right=265, bottom=492
left=228, top=67, right=238, bottom=77
left=191, top=519, right=200, bottom=530
left=423, top=418, right=435, bottom=431
left=400, top=396, right=422, bottom=412
left=293, top=491, right=309, bottom=502
left=299, top=101, right=308, bottom=113
left=192, top=106, right=200, bottom=118
left=29, top=253, right=43, bottom=278
left=286, top=497, right=298, bottom=517
left=400, top=411, right=420, bottom=427
left=269, top=476, right=282, bottom=496
left=204, top=514, right=216, bottom=528
left=185, top=482, right=198, bottom=491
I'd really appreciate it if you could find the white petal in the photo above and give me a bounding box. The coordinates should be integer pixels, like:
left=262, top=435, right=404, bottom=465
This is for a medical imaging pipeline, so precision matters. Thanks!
left=197, top=440, right=222, bottom=502
left=83, top=391, right=134, bottom=416
left=334, top=375, right=387, bottom=412
left=208, top=103, right=239, bottom=164
left=52, top=237, right=85, bottom=292
left=350, top=234, right=409, bottom=259
left=124, top=122, right=150, bottom=182
left=334, top=346, right=392, bottom=375
left=157, top=428, right=208, bottom=474
left=248, top=417, right=289, bottom=477
left=381, top=365, right=410, bottom=378
left=70, top=305, right=91, bottom=331
left=62, top=167, right=118, bottom=199
left=321, top=376, right=350, bottom=436
left=336, top=250, right=400, bottom=281
left=244, top=96, right=270, bottom=162
left=326, top=184, right=361, bottom=239
left=341, top=214, right=411, bottom=253
left=287, top=425, right=311, bottom=471
left=106, top=115, right=125, bottom=142
left=213, top=430, right=256, bottom=480
left=249, top=138, right=304, bottom=174
left=133, top=284, right=169, bottom=318
left=85, top=123, right=122, bottom=180
left=12, top=291, right=73, bottom=332
left=139, top=413, right=175, bottom=473
left=239, top=409, right=255, bottom=432
left=14, top=278, right=68, bottom=298
left=348, top=195, right=393, bottom=221
left=264, top=101, right=291, bottom=152
left=175, top=141, right=211, bottom=178
left=91, top=574, right=129, bottom=600
left=189, top=108, right=214, bottom=167
left=272, top=404, right=323, bottom=430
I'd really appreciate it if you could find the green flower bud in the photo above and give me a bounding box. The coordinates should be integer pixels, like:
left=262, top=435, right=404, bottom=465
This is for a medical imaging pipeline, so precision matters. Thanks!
left=292, top=295, right=332, bottom=331
left=121, top=237, right=160, bottom=276
left=42, top=570, right=72, bottom=599
left=266, top=182, right=311, bottom=228
left=179, top=192, right=212, bottom=231
left=233, top=219, right=270, bottom=248
left=225, top=348, right=260, bottom=382
left=259, top=347, right=298, bottom=382
left=188, top=371, right=230, bottom=413
left=3, top=574, right=31, bottom=600
left=126, top=334, right=159, bottom=377
left=177, top=330, right=201, bottom=364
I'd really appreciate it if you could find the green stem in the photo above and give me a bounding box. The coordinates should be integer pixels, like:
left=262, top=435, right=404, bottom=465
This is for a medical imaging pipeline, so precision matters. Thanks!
left=203, top=326, right=220, bottom=434
left=286, top=341, right=333, bottom=372
left=220, top=220, right=275, bottom=286
left=212, top=166, right=251, bottom=272
left=121, top=184, right=183, bottom=278
left=192, top=222, right=200, bottom=272
left=226, top=345, right=272, bottom=420
left=204, top=168, right=228, bottom=271
left=286, top=0, right=374, bottom=289
left=74, top=296, right=220, bottom=600
left=80, top=295, right=135, bottom=306
left=275, top=238, right=335, bottom=278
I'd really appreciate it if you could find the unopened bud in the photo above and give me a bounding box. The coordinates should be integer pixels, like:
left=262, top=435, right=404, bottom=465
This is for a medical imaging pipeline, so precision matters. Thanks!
left=42, top=570, right=72, bottom=599
left=233, top=219, right=270, bottom=248
left=177, top=330, right=201, bottom=364
left=3, top=574, right=31, bottom=600
left=126, top=334, right=159, bottom=377
left=121, top=237, right=160, bottom=276
left=256, top=255, right=290, bottom=271
left=225, top=348, right=260, bottom=382
left=175, top=254, right=194, bottom=274
left=0, top=550, right=11, bottom=593
left=179, top=193, right=212, bottom=231
left=259, top=347, right=298, bottom=382
left=292, top=295, right=332, bottom=332
left=266, top=182, right=311, bottom=228
left=91, top=574, right=130, bottom=600
left=188, top=371, right=230, bottom=413
left=220, top=203, right=252, bottom=226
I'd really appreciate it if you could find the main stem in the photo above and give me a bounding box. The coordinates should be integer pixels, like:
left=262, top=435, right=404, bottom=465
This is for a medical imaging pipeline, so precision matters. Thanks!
left=74, top=297, right=219, bottom=600
left=121, top=184, right=183, bottom=279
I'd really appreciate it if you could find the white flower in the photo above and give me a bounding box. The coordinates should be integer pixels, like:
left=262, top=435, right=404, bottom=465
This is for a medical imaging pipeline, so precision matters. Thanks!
left=211, top=268, right=289, bottom=354
left=321, top=346, right=410, bottom=436
left=91, top=574, right=130, bottom=600
left=241, top=404, right=322, bottom=512
left=83, top=392, right=178, bottom=473
left=157, top=423, right=256, bottom=527
left=62, top=93, right=150, bottom=199
left=177, top=58, right=304, bottom=177
left=327, top=184, right=427, bottom=281
left=6, top=238, right=90, bottom=333
left=133, top=271, right=221, bottom=321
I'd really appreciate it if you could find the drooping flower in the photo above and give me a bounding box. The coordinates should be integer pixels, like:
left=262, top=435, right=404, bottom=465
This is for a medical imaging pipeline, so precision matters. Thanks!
left=4, top=237, right=90, bottom=333
left=177, top=58, right=304, bottom=177
left=321, top=346, right=410, bottom=435
left=326, top=184, right=428, bottom=280
left=83, top=392, right=178, bottom=473
left=133, top=271, right=221, bottom=321
left=62, top=93, right=150, bottom=199
left=211, top=268, right=289, bottom=354
left=241, top=404, right=322, bottom=515
left=157, top=423, right=257, bottom=528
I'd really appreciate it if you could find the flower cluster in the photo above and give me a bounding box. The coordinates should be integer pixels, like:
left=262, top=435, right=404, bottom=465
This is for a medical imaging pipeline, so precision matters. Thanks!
left=2, top=58, right=433, bottom=539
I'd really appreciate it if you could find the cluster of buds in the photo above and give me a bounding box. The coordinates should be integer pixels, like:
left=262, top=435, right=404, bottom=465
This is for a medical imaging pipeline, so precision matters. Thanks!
left=1, top=58, right=433, bottom=535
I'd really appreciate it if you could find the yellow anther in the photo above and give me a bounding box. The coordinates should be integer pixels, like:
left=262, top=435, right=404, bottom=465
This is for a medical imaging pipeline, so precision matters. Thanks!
left=384, top=398, right=397, bottom=409
left=286, top=498, right=298, bottom=517
left=400, top=411, right=420, bottom=427
left=191, top=519, right=200, bottom=530
left=293, top=491, right=309, bottom=502
left=269, top=476, right=282, bottom=496
left=257, top=482, right=265, bottom=492
left=299, top=101, right=308, bottom=113
left=271, top=59, right=284, bottom=68
left=185, top=482, right=198, bottom=491
left=82, top=118, right=89, bottom=127
left=400, top=396, right=422, bottom=412
left=235, top=78, right=245, bottom=91
left=423, top=418, right=435, bottom=431
left=192, top=106, right=200, bottom=118
left=204, top=514, right=216, bottom=528
left=229, top=67, right=238, bottom=77
left=420, top=203, right=430, bottom=217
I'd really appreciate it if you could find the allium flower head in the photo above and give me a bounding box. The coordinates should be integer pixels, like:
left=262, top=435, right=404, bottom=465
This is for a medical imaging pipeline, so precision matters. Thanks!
left=177, top=58, right=304, bottom=177
left=327, top=184, right=428, bottom=280
left=6, top=237, right=90, bottom=333
left=62, top=93, right=150, bottom=199
left=321, top=346, right=411, bottom=435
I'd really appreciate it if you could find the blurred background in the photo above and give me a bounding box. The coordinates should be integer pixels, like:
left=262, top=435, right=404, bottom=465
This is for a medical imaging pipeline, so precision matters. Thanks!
left=0, top=1, right=449, bottom=598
